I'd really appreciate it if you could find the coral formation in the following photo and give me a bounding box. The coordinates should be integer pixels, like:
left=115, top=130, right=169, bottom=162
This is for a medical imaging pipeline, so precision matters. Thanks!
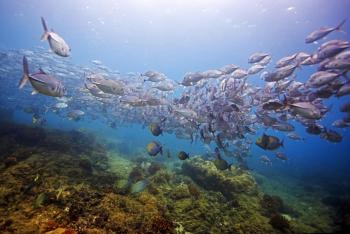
left=0, top=122, right=339, bottom=233
left=182, top=156, right=258, bottom=199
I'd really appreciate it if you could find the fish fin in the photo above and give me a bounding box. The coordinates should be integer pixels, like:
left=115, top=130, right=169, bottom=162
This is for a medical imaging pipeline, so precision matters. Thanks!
left=41, top=17, right=48, bottom=32
left=40, top=17, right=50, bottom=41
left=41, top=32, right=50, bottom=41
left=19, top=56, right=30, bottom=89
left=31, top=90, right=39, bottom=95
left=335, top=19, right=347, bottom=32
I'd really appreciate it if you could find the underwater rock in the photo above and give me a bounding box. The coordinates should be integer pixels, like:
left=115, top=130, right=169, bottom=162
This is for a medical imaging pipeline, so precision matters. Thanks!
left=147, top=183, right=159, bottom=195
left=187, top=183, right=201, bottom=199
left=78, top=158, right=93, bottom=175
left=148, top=162, right=163, bottom=175
left=169, top=183, right=191, bottom=200
left=114, top=179, right=129, bottom=194
left=182, top=156, right=258, bottom=199
left=322, top=196, right=350, bottom=231
left=3, top=155, right=17, bottom=167
left=261, top=194, right=284, bottom=216
left=0, top=219, right=13, bottom=232
left=129, top=166, right=145, bottom=183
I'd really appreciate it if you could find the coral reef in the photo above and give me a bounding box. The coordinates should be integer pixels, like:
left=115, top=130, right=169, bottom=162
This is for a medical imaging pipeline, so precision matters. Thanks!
left=0, top=122, right=339, bottom=233
left=182, top=156, right=258, bottom=199
left=261, top=194, right=284, bottom=216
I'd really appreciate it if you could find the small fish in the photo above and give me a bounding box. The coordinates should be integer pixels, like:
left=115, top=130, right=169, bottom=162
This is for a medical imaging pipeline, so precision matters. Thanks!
left=305, top=19, right=346, bottom=44
left=149, top=123, right=162, bottom=136
left=307, top=71, right=340, bottom=88
left=41, top=17, right=70, bottom=57
left=19, top=56, right=66, bottom=97
left=67, top=110, right=85, bottom=121
left=275, top=152, right=288, bottom=161
left=54, top=102, right=68, bottom=109
left=260, top=155, right=272, bottom=165
left=272, top=122, right=295, bottom=132
left=321, top=128, right=343, bottom=143
left=130, top=179, right=149, bottom=194
left=256, top=133, right=284, bottom=150
left=340, top=102, right=350, bottom=112
left=332, top=119, right=350, bottom=128
left=178, top=151, right=189, bottom=160
left=262, top=101, right=284, bottom=111
left=213, top=147, right=232, bottom=170
left=248, top=64, right=265, bottom=75
left=288, top=102, right=322, bottom=120
left=287, top=132, right=305, bottom=141
left=306, top=124, right=323, bottom=135
left=248, top=52, right=269, bottom=63
left=336, top=82, right=350, bottom=97
left=32, top=114, right=46, bottom=126
left=146, top=141, right=163, bottom=156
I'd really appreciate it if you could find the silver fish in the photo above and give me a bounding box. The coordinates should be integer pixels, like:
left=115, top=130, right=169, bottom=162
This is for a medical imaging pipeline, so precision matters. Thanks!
left=19, top=56, right=66, bottom=97
left=336, top=82, right=350, bottom=97
left=248, top=52, right=269, bottom=63
left=248, top=64, right=265, bottom=75
left=288, top=102, right=322, bottom=120
left=306, top=71, right=340, bottom=88
left=305, top=19, right=346, bottom=43
left=41, top=17, right=70, bottom=57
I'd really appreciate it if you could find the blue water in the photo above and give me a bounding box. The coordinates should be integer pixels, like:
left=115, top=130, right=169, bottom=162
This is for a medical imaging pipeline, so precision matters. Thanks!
left=2, top=0, right=349, bottom=177
left=1, top=2, right=350, bottom=231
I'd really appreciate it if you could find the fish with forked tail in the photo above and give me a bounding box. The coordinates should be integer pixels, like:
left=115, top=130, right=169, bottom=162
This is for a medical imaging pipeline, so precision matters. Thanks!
left=19, top=56, right=66, bottom=97
left=41, top=17, right=70, bottom=57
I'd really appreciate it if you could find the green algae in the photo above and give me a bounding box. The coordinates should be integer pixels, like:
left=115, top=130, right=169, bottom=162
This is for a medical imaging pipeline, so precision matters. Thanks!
left=0, top=122, right=344, bottom=233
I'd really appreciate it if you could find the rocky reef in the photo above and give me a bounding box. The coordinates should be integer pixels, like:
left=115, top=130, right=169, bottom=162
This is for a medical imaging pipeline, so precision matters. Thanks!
left=0, top=122, right=340, bottom=233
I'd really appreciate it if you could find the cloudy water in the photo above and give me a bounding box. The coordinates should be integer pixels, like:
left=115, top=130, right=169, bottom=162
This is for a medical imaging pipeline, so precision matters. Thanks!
left=0, top=0, right=350, bottom=233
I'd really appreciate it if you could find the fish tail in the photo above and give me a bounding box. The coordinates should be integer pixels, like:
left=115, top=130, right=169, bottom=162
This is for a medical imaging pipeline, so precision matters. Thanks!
left=19, top=56, right=30, bottom=89
left=40, top=17, right=49, bottom=41
left=335, top=19, right=346, bottom=32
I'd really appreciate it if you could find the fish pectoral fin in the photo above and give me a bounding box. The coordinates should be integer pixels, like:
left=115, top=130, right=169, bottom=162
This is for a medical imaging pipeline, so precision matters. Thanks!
left=41, top=32, right=50, bottom=41
left=31, top=90, right=39, bottom=95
